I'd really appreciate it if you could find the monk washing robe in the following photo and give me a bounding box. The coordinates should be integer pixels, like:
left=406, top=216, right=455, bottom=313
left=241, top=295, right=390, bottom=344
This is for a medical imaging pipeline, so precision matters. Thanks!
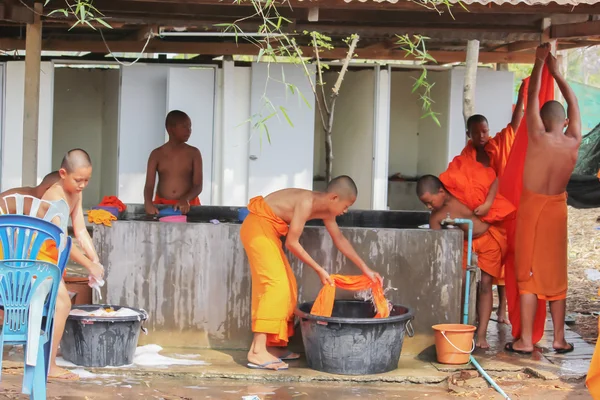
left=440, top=156, right=516, bottom=278
left=310, top=275, right=389, bottom=319
left=498, top=64, right=555, bottom=345
left=240, top=196, right=297, bottom=347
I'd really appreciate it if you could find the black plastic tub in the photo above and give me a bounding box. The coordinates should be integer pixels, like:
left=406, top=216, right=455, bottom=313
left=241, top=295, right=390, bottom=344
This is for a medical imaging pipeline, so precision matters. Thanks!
left=295, top=300, right=414, bottom=375
left=61, top=304, right=148, bottom=367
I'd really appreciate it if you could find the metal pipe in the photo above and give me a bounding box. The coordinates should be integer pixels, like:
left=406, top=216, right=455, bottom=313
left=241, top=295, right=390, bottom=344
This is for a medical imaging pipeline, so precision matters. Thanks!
left=441, top=214, right=511, bottom=400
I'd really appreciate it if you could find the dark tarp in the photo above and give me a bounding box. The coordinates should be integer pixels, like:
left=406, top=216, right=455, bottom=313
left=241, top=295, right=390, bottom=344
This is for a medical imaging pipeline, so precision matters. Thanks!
left=566, top=122, right=600, bottom=209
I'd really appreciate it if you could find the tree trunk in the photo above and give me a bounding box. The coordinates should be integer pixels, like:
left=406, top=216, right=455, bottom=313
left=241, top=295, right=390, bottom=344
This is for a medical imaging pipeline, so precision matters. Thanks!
left=463, top=39, right=480, bottom=128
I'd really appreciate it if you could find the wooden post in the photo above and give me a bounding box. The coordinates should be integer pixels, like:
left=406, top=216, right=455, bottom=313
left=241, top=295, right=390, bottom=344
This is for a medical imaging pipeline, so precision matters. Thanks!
left=541, top=17, right=559, bottom=101
left=22, top=1, right=43, bottom=187
left=463, top=40, right=480, bottom=128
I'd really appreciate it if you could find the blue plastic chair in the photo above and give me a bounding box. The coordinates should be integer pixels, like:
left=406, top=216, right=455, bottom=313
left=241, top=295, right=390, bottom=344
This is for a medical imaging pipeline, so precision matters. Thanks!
left=0, top=215, right=72, bottom=398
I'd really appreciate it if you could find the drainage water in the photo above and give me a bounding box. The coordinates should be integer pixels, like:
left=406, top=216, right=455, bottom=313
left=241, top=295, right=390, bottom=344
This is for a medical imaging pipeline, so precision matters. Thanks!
left=295, top=300, right=414, bottom=375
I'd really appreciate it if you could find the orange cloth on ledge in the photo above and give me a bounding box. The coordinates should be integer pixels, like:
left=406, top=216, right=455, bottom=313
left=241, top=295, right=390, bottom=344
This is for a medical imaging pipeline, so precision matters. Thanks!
left=310, top=275, right=390, bottom=319
left=99, top=196, right=126, bottom=212
left=0, top=240, right=64, bottom=278
left=498, top=64, right=555, bottom=345
left=240, top=196, right=297, bottom=347
left=587, top=289, right=600, bottom=399
left=515, top=188, right=568, bottom=301
left=88, top=209, right=118, bottom=227
left=154, top=196, right=201, bottom=206
left=461, top=124, right=516, bottom=179
left=440, top=155, right=516, bottom=226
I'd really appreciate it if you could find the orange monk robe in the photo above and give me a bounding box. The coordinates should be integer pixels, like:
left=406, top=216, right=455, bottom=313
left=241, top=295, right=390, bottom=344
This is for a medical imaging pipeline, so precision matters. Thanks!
left=311, top=275, right=390, bottom=319
left=587, top=289, right=600, bottom=400
left=240, top=196, right=297, bottom=347
left=461, top=121, right=518, bottom=285
left=440, top=156, right=515, bottom=278
left=515, top=189, right=568, bottom=300
left=154, top=196, right=201, bottom=206
left=498, top=65, right=555, bottom=345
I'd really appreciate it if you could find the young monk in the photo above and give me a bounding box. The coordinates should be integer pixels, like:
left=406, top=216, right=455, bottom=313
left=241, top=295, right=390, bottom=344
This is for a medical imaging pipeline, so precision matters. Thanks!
left=505, top=43, right=581, bottom=355
left=240, top=176, right=383, bottom=370
left=40, top=149, right=105, bottom=380
left=417, top=170, right=515, bottom=348
left=462, top=83, right=525, bottom=324
left=144, top=110, right=203, bottom=215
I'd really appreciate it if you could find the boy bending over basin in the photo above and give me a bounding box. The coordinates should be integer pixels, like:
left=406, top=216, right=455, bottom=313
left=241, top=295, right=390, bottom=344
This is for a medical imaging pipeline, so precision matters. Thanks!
left=417, top=171, right=514, bottom=349
left=240, top=175, right=383, bottom=371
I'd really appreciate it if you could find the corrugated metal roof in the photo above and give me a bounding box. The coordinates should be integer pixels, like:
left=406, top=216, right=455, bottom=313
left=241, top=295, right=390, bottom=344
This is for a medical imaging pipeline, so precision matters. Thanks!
left=342, top=0, right=600, bottom=5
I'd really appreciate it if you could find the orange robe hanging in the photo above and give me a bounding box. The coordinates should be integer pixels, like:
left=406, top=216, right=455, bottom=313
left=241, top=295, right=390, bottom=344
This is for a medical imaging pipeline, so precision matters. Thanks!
left=587, top=289, right=600, bottom=399
left=153, top=196, right=201, bottom=206
left=461, top=121, right=518, bottom=285
left=515, top=189, right=568, bottom=300
left=440, top=156, right=515, bottom=278
left=240, top=196, right=297, bottom=347
left=498, top=64, right=555, bottom=345
left=310, top=275, right=390, bottom=319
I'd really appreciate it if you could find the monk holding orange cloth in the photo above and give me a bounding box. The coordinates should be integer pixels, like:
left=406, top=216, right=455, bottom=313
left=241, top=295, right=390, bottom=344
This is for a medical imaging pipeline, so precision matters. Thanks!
left=240, top=176, right=383, bottom=371
left=504, top=44, right=581, bottom=356
left=417, top=157, right=515, bottom=348
left=461, top=84, right=525, bottom=324
left=144, top=110, right=203, bottom=215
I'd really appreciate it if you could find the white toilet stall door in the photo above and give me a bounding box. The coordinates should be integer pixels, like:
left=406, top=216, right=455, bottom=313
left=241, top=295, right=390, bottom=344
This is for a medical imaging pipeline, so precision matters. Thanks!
left=118, top=65, right=215, bottom=205
left=247, top=63, right=316, bottom=199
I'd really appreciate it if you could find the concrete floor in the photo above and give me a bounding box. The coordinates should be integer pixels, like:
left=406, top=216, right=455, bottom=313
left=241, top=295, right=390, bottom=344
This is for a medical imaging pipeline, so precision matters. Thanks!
left=0, top=320, right=594, bottom=399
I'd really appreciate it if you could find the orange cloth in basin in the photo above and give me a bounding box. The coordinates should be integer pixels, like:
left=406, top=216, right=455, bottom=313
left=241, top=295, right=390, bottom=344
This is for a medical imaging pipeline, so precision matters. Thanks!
left=153, top=196, right=201, bottom=206
left=498, top=64, right=555, bottom=345
left=240, top=196, right=297, bottom=347
left=310, top=275, right=390, bottom=319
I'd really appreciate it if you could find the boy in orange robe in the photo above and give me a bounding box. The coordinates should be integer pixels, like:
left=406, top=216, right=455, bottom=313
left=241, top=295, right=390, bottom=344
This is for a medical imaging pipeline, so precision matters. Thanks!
left=417, top=157, right=515, bottom=348
left=460, top=82, right=525, bottom=324
left=504, top=44, right=581, bottom=355
left=144, top=110, right=203, bottom=215
left=240, top=176, right=383, bottom=370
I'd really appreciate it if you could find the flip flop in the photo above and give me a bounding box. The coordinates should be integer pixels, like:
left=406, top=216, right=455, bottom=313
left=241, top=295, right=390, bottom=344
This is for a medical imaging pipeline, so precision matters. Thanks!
left=280, top=351, right=300, bottom=361
left=504, top=342, right=532, bottom=355
left=48, top=370, right=80, bottom=381
left=554, top=343, right=575, bottom=354
left=247, top=359, right=288, bottom=371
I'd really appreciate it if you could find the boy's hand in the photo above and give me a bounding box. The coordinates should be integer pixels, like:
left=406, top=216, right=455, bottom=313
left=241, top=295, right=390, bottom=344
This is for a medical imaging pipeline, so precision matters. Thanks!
left=145, top=203, right=159, bottom=215
left=546, top=53, right=560, bottom=77
left=364, top=268, right=383, bottom=286
left=317, top=268, right=334, bottom=286
left=89, top=262, right=105, bottom=280
left=535, top=43, right=551, bottom=62
left=175, top=199, right=191, bottom=214
left=474, top=201, right=492, bottom=217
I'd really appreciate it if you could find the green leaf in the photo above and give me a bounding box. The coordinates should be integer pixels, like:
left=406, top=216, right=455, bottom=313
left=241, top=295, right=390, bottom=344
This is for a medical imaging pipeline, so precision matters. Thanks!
left=280, top=106, right=294, bottom=127
left=94, top=18, right=112, bottom=29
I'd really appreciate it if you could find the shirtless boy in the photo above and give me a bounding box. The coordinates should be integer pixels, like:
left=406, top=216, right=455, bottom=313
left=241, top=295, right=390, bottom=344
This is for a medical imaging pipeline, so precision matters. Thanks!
left=41, top=149, right=105, bottom=380
left=144, top=110, right=203, bottom=215
left=505, top=43, right=581, bottom=355
left=417, top=174, right=513, bottom=348
left=0, top=171, right=59, bottom=212
left=462, top=83, right=525, bottom=324
left=240, top=176, right=383, bottom=370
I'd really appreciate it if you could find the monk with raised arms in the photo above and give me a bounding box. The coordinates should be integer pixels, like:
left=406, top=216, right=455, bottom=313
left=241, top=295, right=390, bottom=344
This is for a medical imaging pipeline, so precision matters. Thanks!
left=240, top=176, right=383, bottom=370
left=505, top=43, right=581, bottom=355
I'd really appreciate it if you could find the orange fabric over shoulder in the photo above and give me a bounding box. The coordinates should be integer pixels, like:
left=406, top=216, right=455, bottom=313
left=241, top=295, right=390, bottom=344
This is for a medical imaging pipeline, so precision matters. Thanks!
left=310, top=275, right=389, bottom=319
left=154, top=196, right=201, bottom=206
left=587, top=290, right=600, bottom=399
left=461, top=124, right=516, bottom=179
left=498, top=64, right=555, bottom=345
left=440, top=155, right=516, bottom=225
left=240, top=196, right=297, bottom=347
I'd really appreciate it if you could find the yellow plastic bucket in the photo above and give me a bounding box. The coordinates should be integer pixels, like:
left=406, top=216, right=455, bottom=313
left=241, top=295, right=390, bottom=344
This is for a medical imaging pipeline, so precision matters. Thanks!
left=432, top=324, right=476, bottom=364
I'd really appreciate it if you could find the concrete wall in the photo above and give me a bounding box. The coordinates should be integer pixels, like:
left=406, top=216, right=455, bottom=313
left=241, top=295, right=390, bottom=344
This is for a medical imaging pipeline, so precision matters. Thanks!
left=314, top=69, right=376, bottom=209
left=101, top=70, right=120, bottom=199
left=94, top=220, right=463, bottom=355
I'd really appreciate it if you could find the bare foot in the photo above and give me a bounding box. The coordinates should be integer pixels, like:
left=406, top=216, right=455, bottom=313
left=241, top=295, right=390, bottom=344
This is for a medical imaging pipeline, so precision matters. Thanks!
left=48, top=366, right=79, bottom=381
left=267, top=347, right=300, bottom=360
left=247, top=350, right=288, bottom=370
left=476, top=335, right=490, bottom=349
